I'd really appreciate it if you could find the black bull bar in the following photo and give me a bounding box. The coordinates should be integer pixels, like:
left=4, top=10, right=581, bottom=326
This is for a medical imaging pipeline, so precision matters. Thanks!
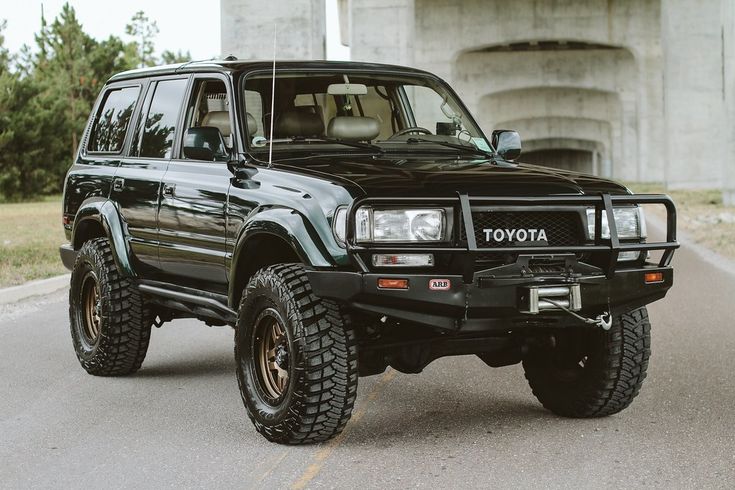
left=344, top=193, right=679, bottom=279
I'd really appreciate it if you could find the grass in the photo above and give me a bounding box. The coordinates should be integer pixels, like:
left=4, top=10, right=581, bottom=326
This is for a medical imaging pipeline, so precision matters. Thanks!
left=626, top=183, right=735, bottom=259
left=0, top=195, right=68, bottom=287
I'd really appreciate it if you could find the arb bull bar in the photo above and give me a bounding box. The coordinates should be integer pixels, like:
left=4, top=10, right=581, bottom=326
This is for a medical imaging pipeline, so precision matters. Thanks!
left=344, top=193, right=679, bottom=279
left=304, top=192, right=680, bottom=330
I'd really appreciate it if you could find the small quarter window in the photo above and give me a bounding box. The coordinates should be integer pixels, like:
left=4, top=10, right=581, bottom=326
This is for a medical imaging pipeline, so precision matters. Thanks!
left=87, top=86, right=140, bottom=153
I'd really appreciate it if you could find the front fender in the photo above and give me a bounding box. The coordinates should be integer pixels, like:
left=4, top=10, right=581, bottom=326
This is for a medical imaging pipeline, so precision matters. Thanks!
left=72, top=198, right=136, bottom=277
left=227, top=207, right=339, bottom=303
left=232, top=207, right=334, bottom=268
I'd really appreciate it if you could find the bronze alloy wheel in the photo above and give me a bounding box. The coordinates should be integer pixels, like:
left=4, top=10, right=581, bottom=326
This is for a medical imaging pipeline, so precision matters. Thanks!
left=235, top=264, right=359, bottom=444
left=254, top=308, right=290, bottom=400
left=81, top=271, right=101, bottom=344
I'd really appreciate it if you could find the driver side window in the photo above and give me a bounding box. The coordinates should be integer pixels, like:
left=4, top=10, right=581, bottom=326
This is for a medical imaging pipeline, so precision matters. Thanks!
left=181, top=79, right=231, bottom=161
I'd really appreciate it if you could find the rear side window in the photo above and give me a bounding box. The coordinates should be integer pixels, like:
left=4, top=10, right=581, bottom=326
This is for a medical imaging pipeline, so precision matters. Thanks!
left=87, top=86, right=140, bottom=153
left=137, top=79, right=188, bottom=159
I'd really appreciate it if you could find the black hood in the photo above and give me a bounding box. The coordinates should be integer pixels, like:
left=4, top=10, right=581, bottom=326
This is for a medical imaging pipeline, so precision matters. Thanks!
left=273, top=155, right=630, bottom=198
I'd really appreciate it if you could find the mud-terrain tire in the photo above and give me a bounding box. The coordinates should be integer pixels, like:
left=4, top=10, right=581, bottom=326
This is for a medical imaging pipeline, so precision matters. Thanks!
left=69, top=238, right=151, bottom=376
left=522, top=307, right=651, bottom=418
left=235, top=264, right=358, bottom=444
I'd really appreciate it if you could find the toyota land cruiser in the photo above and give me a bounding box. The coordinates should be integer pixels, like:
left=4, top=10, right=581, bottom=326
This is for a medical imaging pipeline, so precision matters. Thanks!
left=60, top=60, right=678, bottom=444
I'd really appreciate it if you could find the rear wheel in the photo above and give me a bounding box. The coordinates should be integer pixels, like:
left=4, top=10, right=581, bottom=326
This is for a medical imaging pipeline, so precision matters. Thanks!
left=235, top=264, right=358, bottom=444
left=522, top=307, right=651, bottom=417
left=69, top=238, right=151, bottom=376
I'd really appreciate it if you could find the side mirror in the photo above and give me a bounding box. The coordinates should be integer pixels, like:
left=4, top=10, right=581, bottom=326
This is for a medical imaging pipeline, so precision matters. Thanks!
left=183, top=127, right=228, bottom=161
left=491, top=130, right=521, bottom=161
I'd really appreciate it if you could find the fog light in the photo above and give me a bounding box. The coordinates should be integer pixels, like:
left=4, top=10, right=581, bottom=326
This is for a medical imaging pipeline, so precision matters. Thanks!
left=644, top=272, right=664, bottom=284
left=372, top=253, right=434, bottom=267
left=618, top=251, right=640, bottom=262
left=377, top=278, right=409, bottom=289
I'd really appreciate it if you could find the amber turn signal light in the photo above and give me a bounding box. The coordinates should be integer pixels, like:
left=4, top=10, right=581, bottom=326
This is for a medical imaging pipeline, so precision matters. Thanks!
left=644, top=272, right=664, bottom=284
left=377, top=278, right=409, bottom=289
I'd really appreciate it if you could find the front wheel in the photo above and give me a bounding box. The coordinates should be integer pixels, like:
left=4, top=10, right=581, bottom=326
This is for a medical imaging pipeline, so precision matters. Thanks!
left=522, top=307, right=651, bottom=418
left=235, top=264, right=358, bottom=444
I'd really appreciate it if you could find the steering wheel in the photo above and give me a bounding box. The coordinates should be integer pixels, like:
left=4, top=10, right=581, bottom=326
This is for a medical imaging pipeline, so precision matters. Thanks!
left=390, top=126, right=432, bottom=138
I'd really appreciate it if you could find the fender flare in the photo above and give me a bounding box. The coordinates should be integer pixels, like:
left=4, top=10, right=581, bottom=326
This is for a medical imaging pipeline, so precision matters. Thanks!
left=228, top=207, right=336, bottom=304
left=72, top=198, right=136, bottom=278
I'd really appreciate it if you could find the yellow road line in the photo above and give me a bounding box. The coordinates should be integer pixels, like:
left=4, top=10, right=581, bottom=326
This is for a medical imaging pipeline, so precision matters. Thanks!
left=290, top=369, right=397, bottom=490
left=257, top=450, right=289, bottom=484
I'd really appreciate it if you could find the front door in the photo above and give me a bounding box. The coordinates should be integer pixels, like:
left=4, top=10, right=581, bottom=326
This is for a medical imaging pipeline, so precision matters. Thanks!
left=156, top=75, right=233, bottom=293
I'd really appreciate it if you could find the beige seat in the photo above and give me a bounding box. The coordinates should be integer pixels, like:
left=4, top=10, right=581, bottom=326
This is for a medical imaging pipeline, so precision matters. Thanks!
left=201, top=111, right=231, bottom=147
left=201, top=111, right=258, bottom=145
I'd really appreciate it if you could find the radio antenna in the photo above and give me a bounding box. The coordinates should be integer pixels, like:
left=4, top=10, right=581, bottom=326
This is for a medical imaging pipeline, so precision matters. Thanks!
left=267, top=25, right=277, bottom=168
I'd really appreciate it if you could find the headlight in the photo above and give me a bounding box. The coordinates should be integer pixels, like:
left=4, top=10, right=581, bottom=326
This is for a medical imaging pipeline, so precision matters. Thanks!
left=586, top=206, right=647, bottom=262
left=333, top=207, right=446, bottom=244
left=370, top=208, right=445, bottom=242
left=586, top=206, right=646, bottom=240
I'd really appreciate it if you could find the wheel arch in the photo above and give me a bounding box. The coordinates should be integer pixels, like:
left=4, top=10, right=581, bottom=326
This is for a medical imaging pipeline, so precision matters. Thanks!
left=71, top=199, right=136, bottom=277
left=228, top=209, right=336, bottom=308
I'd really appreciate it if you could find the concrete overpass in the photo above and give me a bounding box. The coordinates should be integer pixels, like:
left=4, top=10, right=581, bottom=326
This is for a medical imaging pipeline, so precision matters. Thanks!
left=221, top=0, right=735, bottom=200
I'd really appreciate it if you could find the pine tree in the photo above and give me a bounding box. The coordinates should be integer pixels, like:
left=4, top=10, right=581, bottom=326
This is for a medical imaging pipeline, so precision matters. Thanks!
left=125, top=11, right=159, bottom=68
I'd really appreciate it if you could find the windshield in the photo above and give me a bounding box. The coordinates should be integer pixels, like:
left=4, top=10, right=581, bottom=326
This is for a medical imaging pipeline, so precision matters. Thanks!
left=241, top=71, right=490, bottom=156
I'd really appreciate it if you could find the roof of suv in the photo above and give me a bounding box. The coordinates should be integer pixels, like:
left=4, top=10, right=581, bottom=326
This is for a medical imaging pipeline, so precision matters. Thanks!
left=107, top=59, right=434, bottom=83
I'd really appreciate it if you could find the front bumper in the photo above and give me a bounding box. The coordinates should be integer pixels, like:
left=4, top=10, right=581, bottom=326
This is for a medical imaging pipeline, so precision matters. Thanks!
left=307, top=265, right=673, bottom=331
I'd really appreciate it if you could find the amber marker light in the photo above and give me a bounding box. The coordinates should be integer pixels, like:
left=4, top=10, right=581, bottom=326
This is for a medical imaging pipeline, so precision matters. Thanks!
left=644, top=272, right=664, bottom=284
left=377, top=278, right=409, bottom=289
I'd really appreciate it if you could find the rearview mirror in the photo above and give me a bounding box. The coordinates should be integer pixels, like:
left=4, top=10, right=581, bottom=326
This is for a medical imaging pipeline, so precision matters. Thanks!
left=491, top=130, right=521, bottom=161
left=183, top=127, right=228, bottom=161
left=327, top=83, right=368, bottom=96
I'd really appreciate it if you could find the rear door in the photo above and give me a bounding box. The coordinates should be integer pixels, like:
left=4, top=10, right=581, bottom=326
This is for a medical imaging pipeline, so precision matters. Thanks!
left=156, top=74, right=234, bottom=293
left=68, top=83, right=142, bottom=217
left=112, top=76, right=189, bottom=276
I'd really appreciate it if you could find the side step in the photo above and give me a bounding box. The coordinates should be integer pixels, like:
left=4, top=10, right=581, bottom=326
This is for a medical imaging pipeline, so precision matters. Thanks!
left=137, top=281, right=237, bottom=323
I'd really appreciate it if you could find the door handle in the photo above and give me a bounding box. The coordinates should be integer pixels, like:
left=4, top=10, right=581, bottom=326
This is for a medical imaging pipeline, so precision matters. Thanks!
left=162, top=183, right=176, bottom=198
left=112, top=177, right=124, bottom=192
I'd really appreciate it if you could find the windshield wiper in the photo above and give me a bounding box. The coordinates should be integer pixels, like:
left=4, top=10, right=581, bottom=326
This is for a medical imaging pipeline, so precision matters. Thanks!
left=405, top=137, right=493, bottom=158
left=286, top=137, right=383, bottom=153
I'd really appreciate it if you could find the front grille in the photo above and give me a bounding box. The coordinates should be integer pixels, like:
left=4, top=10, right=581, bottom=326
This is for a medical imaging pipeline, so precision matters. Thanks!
left=463, top=210, right=585, bottom=267
left=465, top=210, right=583, bottom=247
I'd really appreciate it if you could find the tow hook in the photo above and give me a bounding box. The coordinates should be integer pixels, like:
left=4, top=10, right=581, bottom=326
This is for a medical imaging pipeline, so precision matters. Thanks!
left=595, top=312, right=613, bottom=330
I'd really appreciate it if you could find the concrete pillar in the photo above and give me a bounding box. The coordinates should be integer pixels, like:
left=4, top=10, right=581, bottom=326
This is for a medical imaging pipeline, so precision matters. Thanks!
left=348, top=0, right=415, bottom=66
left=220, top=0, right=326, bottom=60
left=661, top=0, right=727, bottom=189
left=722, top=0, right=735, bottom=205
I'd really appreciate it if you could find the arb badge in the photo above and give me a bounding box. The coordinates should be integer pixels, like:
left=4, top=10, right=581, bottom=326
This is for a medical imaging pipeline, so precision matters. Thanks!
left=429, top=279, right=451, bottom=290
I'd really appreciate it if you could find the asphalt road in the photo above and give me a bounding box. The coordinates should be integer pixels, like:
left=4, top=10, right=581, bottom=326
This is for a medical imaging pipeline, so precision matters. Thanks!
left=2, top=239, right=735, bottom=489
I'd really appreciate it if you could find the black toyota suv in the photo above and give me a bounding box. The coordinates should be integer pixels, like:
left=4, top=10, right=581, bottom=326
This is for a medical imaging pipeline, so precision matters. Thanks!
left=60, top=60, right=678, bottom=444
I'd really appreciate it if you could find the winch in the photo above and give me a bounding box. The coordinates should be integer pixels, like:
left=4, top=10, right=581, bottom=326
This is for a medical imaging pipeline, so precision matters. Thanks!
left=520, top=284, right=581, bottom=314
left=519, top=284, right=612, bottom=329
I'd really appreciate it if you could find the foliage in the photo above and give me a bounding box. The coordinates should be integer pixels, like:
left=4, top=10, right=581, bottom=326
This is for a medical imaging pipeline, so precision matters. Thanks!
left=161, top=49, right=192, bottom=65
left=0, top=4, right=188, bottom=201
left=125, top=11, right=159, bottom=68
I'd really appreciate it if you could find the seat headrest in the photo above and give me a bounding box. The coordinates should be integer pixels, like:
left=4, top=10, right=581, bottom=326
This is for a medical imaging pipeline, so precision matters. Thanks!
left=274, top=110, right=324, bottom=138
left=327, top=116, right=380, bottom=142
left=246, top=112, right=258, bottom=137
left=201, top=111, right=231, bottom=136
